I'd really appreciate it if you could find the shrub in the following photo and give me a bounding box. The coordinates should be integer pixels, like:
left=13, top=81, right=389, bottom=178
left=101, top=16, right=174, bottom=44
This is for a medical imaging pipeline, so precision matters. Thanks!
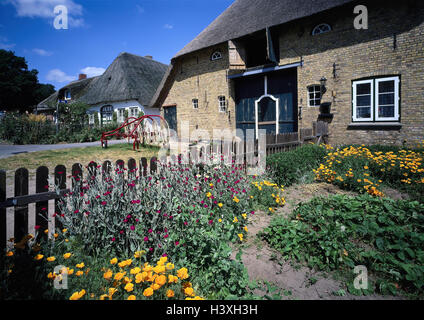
left=0, top=112, right=56, bottom=144
left=266, top=144, right=328, bottom=187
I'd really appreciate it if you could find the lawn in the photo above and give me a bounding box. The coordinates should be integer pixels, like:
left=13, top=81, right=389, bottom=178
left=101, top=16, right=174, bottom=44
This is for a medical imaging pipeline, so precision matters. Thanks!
left=0, top=143, right=160, bottom=174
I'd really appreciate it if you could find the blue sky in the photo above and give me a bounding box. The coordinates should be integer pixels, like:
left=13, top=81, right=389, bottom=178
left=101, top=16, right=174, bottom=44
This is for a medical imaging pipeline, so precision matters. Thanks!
left=0, top=0, right=234, bottom=90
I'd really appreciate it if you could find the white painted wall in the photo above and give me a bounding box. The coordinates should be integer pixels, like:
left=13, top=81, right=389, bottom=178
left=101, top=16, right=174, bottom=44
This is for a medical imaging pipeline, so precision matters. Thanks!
left=87, top=100, right=160, bottom=125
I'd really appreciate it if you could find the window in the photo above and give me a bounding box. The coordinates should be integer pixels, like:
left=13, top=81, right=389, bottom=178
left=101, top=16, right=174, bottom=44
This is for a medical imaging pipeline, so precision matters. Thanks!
left=211, top=51, right=222, bottom=61
left=64, top=89, right=71, bottom=100
left=118, top=108, right=126, bottom=122
left=312, top=23, right=332, bottom=36
left=308, top=85, right=321, bottom=107
left=218, top=96, right=227, bottom=113
left=100, top=105, right=113, bottom=125
left=192, top=99, right=199, bottom=109
left=352, top=76, right=400, bottom=122
left=88, top=113, right=95, bottom=125
left=129, top=107, right=139, bottom=118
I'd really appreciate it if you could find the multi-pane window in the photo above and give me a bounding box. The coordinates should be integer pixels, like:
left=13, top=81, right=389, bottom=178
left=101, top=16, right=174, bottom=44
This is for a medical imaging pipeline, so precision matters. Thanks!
left=211, top=51, right=222, bottom=61
left=100, top=105, right=113, bottom=125
left=129, top=107, right=139, bottom=118
left=307, top=85, right=321, bottom=107
left=88, top=113, right=95, bottom=125
left=352, top=76, right=400, bottom=122
left=218, top=96, right=227, bottom=113
left=312, top=23, right=332, bottom=36
left=118, top=108, right=126, bottom=122
left=192, top=99, right=199, bottom=109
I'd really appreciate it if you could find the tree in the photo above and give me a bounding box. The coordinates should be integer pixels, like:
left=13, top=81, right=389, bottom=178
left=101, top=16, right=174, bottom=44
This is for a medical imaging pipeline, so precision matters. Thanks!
left=0, top=49, right=55, bottom=112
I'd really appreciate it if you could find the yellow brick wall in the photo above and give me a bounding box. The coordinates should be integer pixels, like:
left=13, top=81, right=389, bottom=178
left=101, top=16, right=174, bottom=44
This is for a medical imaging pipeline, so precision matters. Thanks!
left=161, top=2, right=424, bottom=146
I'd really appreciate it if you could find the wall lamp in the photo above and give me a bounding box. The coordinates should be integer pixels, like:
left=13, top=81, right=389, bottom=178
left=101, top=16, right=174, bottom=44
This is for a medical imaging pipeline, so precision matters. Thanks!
left=320, top=77, right=327, bottom=95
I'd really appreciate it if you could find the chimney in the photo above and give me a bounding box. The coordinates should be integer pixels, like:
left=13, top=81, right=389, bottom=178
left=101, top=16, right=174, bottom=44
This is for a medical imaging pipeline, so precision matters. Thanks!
left=144, top=55, right=153, bottom=59
left=79, top=73, right=87, bottom=80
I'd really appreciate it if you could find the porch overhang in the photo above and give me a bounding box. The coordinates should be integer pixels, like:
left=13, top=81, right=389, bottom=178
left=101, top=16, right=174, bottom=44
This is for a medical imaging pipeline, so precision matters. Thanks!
left=227, top=61, right=303, bottom=79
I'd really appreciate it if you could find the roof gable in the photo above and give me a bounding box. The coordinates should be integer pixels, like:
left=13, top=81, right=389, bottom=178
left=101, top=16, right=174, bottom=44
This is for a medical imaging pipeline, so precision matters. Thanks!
left=174, top=0, right=354, bottom=58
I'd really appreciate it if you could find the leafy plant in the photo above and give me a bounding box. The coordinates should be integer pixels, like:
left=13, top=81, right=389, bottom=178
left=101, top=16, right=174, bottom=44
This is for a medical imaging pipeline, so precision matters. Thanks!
left=266, top=144, right=327, bottom=187
left=260, top=194, right=424, bottom=297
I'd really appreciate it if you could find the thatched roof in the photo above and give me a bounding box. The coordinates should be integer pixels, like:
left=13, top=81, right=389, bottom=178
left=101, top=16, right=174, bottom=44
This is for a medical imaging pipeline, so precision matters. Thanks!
left=79, top=52, right=168, bottom=106
left=37, top=52, right=168, bottom=110
left=174, top=0, right=354, bottom=58
left=150, top=0, right=355, bottom=108
left=37, top=76, right=97, bottom=110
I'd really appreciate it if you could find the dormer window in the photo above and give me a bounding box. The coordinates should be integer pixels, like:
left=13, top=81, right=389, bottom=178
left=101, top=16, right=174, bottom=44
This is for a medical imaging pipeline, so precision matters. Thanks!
left=211, top=51, right=222, bottom=61
left=64, top=89, right=71, bottom=100
left=312, top=23, right=332, bottom=36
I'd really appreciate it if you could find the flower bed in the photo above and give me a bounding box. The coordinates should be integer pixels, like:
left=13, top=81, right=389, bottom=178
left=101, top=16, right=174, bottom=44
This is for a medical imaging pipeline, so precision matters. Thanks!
left=313, top=144, right=424, bottom=200
left=1, top=157, right=285, bottom=300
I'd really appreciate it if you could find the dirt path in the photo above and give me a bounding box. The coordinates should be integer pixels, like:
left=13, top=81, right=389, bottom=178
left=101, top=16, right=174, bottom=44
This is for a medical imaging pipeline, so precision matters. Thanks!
left=232, top=183, right=404, bottom=300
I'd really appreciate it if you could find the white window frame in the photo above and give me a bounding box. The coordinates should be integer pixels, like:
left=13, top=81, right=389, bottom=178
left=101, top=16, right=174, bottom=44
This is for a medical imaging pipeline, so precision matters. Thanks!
left=118, top=108, right=126, bottom=123
left=88, top=114, right=95, bottom=125
left=307, top=85, right=321, bottom=107
left=375, top=76, right=400, bottom=121
left=312, top=23, right=332, bottom=36
left=352, top=79, right=374, bottom=122
left=64, top=89, right=71, bottom=101
left=211, top=51, right=222, bottom=61
left=218, top=96, right=227, bottom=113
left=129, top=107, right=139, bottom=118
left=352, top=76, right=400, bottom=122
left=192, top=99, right=199, bottom=109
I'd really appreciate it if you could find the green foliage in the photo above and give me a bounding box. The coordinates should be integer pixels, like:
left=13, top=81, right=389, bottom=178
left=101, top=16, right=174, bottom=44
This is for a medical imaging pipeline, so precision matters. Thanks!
left=0, top=112, right=56, bottom=144
left=93, top=111, right=100, bottom=127
left=266, top=144, right=327, bottom=187
left=260, top=194, right=424, bottom=296
left=112, top=111, right=118, bottom=124
left=49, top=160, right=255, bottom=299
left=57, top=101, right=90, bottom=134
left=0, top=49, right=55, bottom=112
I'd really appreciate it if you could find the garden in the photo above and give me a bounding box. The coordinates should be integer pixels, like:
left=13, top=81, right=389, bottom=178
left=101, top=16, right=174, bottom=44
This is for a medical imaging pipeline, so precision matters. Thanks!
left=1, top=141, right=424, bottom=300
left=0, top=102, right=123, bottom=145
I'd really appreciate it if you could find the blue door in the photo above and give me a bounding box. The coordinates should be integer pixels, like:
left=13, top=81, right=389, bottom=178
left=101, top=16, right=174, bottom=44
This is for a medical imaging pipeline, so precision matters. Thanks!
left=235, top=68, right=298, bottom=137
left=164, top=106, right=177, bottom=133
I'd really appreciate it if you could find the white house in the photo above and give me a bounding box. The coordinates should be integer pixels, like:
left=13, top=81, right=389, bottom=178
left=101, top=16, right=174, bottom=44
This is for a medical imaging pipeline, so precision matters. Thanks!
left=36, top=52, right=167, bottom=127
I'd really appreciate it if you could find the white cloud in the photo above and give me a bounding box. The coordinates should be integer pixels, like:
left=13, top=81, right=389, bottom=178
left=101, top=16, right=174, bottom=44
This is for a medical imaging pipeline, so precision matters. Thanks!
left=0, top=36, right=15, bottom=49
left=5, top=0, right=84, bottom=27
left=163, top=24, right=173, bottom=29
left=46, top=69, right=76, bottom=83
left=33, top=48, right=53, bottom=56
left=80, top=66, right=105, bottom=78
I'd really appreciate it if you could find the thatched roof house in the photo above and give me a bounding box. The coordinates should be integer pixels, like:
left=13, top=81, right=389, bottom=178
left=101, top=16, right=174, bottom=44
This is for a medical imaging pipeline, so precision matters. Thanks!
left=149, top=0, right=424, bottom=147
left=150, top=0, right=353, bottom=108
left=37, top=52, right=168, bottom=125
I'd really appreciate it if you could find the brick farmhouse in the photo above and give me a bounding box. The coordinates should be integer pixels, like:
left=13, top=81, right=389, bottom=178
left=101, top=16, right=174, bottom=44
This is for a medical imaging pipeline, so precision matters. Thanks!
left=150, top=0, right=424, bottom=146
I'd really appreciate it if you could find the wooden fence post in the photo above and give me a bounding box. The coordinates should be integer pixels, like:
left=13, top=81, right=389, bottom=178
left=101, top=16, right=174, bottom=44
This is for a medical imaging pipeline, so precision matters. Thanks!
left=72, top=163, right=83, bottom=191
left=54, top=165, right=66, bottom=230
left=128, top=158, right=137, bottom=180
left=140, top=158, right=148, bottom=177
left=0, top=170, right=5, bottom=251
left=14, top=168, right=29, bottom=243
left=35, top=166, right=49, bottom=238
left=150, top=157, right=158, bottom=174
